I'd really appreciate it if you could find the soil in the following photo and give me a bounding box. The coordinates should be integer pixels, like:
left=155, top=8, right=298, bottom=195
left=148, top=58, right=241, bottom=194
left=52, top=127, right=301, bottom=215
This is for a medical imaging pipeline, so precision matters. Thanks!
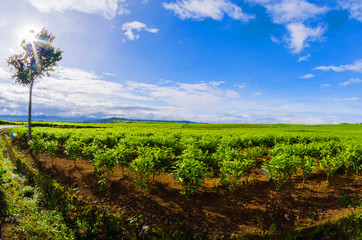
left=9, top=138, right=362, bottom=237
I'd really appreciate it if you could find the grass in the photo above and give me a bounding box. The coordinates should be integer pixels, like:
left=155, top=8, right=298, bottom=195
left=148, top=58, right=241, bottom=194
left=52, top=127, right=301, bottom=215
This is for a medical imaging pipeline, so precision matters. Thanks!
left=0, top=137, right=75, bottom=240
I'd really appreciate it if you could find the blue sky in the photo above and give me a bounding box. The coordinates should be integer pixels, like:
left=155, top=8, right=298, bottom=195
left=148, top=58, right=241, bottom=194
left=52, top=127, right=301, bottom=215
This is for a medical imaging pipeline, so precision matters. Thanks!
left=0, top=0, right=361, bottom=124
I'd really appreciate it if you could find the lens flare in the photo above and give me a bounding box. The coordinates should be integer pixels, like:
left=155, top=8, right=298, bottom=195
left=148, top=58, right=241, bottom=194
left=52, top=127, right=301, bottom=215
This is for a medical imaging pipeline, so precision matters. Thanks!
left=10, top=132, right=18, bottom=137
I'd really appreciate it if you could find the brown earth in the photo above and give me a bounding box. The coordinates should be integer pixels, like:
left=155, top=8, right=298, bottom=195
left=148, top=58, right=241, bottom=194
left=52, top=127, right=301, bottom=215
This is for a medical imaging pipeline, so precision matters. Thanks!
left=9, top=139, right=362, bottom=237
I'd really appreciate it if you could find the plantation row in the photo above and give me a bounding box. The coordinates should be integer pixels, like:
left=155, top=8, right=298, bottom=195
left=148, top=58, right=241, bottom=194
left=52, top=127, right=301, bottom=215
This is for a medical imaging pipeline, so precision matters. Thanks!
left=9, top=127, right=362, bottom=195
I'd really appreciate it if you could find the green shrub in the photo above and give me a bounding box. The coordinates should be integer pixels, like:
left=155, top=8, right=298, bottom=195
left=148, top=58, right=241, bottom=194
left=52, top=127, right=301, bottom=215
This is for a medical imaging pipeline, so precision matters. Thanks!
left=173, top=146, right=209, bottom=196
left=28, top=138, right=45, bottom=156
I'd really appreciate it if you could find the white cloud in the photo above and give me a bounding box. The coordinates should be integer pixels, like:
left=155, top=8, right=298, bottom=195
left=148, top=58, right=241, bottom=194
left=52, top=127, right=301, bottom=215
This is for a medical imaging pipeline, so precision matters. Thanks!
left=258, top=0, right=329, bottom=24
left=270, top=35, right=281, bottom=43
left=1, top=65, right=361, bottom=124
left=27, top=0, right=130, bottom=19
left=103, top=72, right=116, bottom=77
left=300, top=73, right=314, bottom=79
left=0, top=66, right=157, bottom=117
left=0, top=66, right=241, bottom=120
left=33, top=69, right=150, bottom=105
left=246, top=0, right=329, bottom=53
left=121, top=21, right=159, bottom=41
left=297, top=53, right=311, bottom=62
left=209, top=81, right=225, bottom=86
left=286, top=23, right=326, bottom=54
left=236, top=83, right=248, bottom=89
left=51, top=67, right=99, bottom=80
left=338, top=0, right=362, bottom=22
left=0, top=67, right=10, bottom=80
left=339, top=77, right=362, bottom=86
left=126, top=80, right=239, bottom=111
left=162, top=0, right=255, bottom=22
left=333, top=97, right=360, bottom=101
left=320, top=83, right=331, bottom=88
left=315, top=59, right=362, bottom=73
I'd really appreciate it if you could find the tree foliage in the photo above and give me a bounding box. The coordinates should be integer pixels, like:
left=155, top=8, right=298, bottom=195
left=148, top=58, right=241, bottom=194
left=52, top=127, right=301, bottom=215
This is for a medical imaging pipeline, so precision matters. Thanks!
left=7, top=28, right=62, bottom=140
left=7, top=28, right=62, bottom=85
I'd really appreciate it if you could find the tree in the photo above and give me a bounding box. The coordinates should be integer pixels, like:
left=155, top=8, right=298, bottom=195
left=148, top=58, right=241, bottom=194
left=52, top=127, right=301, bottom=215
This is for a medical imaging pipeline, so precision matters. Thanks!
left=7, top=28, right=62, bottom=140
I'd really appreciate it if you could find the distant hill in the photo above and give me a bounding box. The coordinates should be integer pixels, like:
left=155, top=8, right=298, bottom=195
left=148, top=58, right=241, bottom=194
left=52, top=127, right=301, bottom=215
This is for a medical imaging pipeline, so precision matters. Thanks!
left=0, top=115, right=99, bottom=123
left=0, top=115, right=195, bottom=124
left=95, top=117, right=194, bottom=124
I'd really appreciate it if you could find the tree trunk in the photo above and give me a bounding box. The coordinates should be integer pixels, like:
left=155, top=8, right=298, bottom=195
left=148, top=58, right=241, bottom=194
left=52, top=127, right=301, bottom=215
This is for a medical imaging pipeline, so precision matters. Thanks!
left=28, top=82, right=33, bottom=141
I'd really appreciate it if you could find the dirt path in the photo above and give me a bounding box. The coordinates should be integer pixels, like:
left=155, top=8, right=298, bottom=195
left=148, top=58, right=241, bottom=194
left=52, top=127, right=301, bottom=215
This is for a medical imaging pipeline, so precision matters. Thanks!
left=0, top=126, right=23, bottom=130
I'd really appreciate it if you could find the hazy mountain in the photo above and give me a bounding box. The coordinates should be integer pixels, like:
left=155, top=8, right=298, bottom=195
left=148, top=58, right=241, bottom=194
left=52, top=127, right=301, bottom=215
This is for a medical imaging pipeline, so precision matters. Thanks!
left=0, top=115, right=194, bottom=124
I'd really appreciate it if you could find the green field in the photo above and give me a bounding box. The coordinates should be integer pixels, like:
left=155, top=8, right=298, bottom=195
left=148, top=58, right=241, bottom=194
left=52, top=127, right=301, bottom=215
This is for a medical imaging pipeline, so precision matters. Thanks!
left=2, top=122, right=362, bottom=239
left=7, top=122, right=362, bottom=198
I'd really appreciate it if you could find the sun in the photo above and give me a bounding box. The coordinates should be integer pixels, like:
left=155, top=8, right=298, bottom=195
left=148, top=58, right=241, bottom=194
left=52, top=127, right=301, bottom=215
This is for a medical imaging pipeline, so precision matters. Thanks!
left=14, top=24, right=44, bottom=64
left=15, top=24, right=42, bottom=43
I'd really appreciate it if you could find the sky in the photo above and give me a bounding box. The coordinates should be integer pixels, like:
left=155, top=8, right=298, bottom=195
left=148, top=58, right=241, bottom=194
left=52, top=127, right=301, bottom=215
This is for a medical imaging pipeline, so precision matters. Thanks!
left=0, top=0, right=361, bottom=124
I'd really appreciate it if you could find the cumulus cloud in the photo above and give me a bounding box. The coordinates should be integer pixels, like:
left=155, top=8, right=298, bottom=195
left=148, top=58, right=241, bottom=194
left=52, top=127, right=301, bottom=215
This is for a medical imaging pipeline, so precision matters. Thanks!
left=339, top=77, right=362, bottom=86
left=121, top=21, right=159, bottom=41
left=300, top=73, right=314, bottom=79
left=338, top=0, right=362, bottom=22
left=0, top=67, right=10, bottom=80
left=27, top=0, right=130, bottom=19
left=286, top=23, right=326, bottom=54
left=257, top=0, right=329, bottom=24
left=1, top=66, right=361, bottom=124
left=162, top=0, right=330, bottom=53
left=320, top=83, right=331, bottom=88
left=0, top=66, right=152, bottom=117
left=315, top=59, right=362, bottom=73
left=51, top=67, right=99, bottom=80
left=162, top=0, right=255, bottom=22
left=297, top=53, right=311, bottom=62
left=246, top=0, right=329, bottom=24
left=126, top=80, right=239, bottom=111
left=246, top=0, right=329, bottom=53
left=0, top=66, right=242, bottom=121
